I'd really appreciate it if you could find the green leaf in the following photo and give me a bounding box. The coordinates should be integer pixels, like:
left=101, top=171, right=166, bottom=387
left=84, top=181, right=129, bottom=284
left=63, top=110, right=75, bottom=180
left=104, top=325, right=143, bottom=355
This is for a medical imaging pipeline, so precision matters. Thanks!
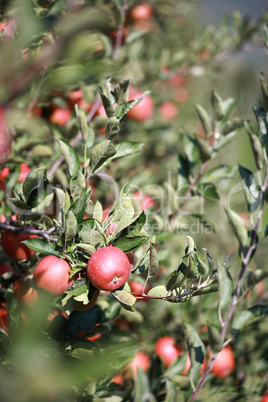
left=31, top=192, right=54, bottom=213
left=232, top=305, right=268, bottom=334
left=76, top=243, right=96, bottom=256
left=113, top=290, right=136, bottom=312
left=89, top=140, right=116, bottom=173
left=147, top=244, right=159, bottom=278
left=114, top=236, right=149, bottom=253
left=183, top=323, right=205, bottom=380
left=54, top=188, right=70, bottom=215
left=238, top=165, right=261, bottom=212
left=77, top=170, right=86, bottom=189
left=80, top=228, right=104, bottom=248
left=70, top=189, right=86, bottom=224
left=22, top=238, right=60, bottom=256
left=252, top=104, right=268, bottom=143
left=164, top=181, right=178, bottom=215
left=99, top=86, right=115, bottom=118
left=194, top=135, right=212, bottom=162
left=65, top=210, right=77, bottom=242
left=134, top=369, right=156, bottom=402
left=207, top=325, right=223, bottom=353
left=245, top=122, right=264, bottom=170
left=22, top=166, right=49, bottom=208
left=211, top=90, right=225, bottom=121
left=184, top=236, right=195, bottom=256
left=184, top=135, right=200, bottom=165
left=75, top=105, right=89, bottom=142
left=113, top=79, right=130, bottom=105
left=66, top=279, right=88, bottom=297
left=198, top=183, right=220, bottom=201
left=105, top=116, right=120, bottom=139
left=199, top=165, right=236, bottom=184
left=102, top=141, right=143, bottom=167
left=224, top=208, right=248, bottom=249
left=206, top=392, right=248, bottom=402
left=147, top=285, right=168, bottom=298
left=165, top=271, right=185, bottom=292
left=184, top=255, right=200, bottom=281
left=222, top=117, right=244, bottom=135
left=193, top=284, right=218, bottom=296
left=108, top=196, right=135, bottom=241
left=178, top=153, right=190, bottom=197
left=126, top=211, right=146, bottom=238
left=217, top=261, right=233, bottom=309
left=57, top=139, right=80, bottom=179
left=195, top=104, right=212, bottom=137
left=164, top=380, right=181, bottom=402
left=194, top=250, right=209, bottom=277
left=93, top=201, right=103, bottom=222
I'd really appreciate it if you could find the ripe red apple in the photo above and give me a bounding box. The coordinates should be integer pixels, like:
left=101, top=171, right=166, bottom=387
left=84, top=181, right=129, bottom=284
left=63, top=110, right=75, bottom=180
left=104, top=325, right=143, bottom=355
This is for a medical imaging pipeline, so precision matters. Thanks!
left=13, top=278, right=39, bottom=306
left=211, top=345, right=235, bottom=378
left=159, top=102, right=178, bottom=121
left=124, top=351, right=151, bottom=378
left=1, top=230, right=38, bottom=261
left=127, top=91, right=154, bottom=122
left=49, top=108, right=72, bottom=126
left=110, top=373, right=124, bottom=385
left=130, top=3, right=153, bottom=22
left=17, top=163, right=31, bottom=183
left=261, top=394, right=268, bottom=402
left=87, top=247, right=131, bottom=291
left=33, top=255, right=74, bottom=296
left=129, top=280, right=150, bottom=301
left=155, top=336, right=184, bottom=367
left=0, top=107, right=12, bottom=165
left=0, top=166, right=10, bottom=180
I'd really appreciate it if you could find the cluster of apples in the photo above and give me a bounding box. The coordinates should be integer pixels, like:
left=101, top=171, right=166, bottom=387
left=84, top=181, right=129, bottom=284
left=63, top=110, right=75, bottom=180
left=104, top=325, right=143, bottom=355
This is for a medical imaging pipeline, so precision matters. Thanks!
left=109, top=335, right=236, bottom=386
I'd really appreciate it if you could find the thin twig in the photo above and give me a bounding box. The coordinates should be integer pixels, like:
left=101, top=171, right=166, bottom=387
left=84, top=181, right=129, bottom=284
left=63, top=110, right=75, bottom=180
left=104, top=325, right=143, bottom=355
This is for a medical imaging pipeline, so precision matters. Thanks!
left=0, top=222, right=58, bottom=242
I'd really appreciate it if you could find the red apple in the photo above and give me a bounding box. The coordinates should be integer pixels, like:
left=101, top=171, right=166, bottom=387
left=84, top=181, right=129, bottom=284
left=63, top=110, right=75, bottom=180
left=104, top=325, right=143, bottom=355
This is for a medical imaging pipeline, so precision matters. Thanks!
left=87, top=247, right=131, bottom=291
left=49, top=108, right=72, bottom=126
left=17, top=163, right=31, bottom=183
left=87, top=247, right=130, bottom=291
left=33, top=255, right=74, bottom=296
left=127, top=91, right=154, bottom=122
left=129, top=280, right=150, bottom=301
left=130, top=3, right=153, bottom=22
left=155, top=336, right=183, bottom=367
left=159, top=102, right=178, bottom=121
left=211, top=345, right=235, bottom=378
left=13, top=278, right=39, bottom=306
left=110, top=373, right=124, bottom=385
left=124, top=351, right=150, bottom=378
left=1, top=230, right=38, bottom=261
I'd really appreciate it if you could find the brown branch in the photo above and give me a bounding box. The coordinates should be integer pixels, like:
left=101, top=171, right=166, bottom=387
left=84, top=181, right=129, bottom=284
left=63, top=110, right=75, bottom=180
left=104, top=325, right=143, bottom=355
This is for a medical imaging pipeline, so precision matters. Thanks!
left=0, top=222, right=58, bottom=243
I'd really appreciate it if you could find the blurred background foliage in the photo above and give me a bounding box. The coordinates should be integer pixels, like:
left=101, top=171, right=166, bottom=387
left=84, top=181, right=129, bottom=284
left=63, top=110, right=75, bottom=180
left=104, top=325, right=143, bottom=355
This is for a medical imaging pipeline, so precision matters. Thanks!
left=0, top=0, right=268, bottom=400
